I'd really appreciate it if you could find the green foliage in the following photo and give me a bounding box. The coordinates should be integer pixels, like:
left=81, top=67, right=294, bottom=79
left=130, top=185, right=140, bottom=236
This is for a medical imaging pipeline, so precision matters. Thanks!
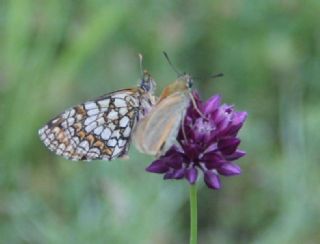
left=0, top=0, right=319, bottom=243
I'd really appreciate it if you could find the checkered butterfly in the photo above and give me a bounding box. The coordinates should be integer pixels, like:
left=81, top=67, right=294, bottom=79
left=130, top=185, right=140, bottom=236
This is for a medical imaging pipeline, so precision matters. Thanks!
left=38, top=71, right=156, bottom=161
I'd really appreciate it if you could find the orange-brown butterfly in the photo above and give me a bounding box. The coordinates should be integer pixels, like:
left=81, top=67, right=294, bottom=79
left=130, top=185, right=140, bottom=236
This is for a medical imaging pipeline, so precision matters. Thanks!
left=133, top=52, right=223, bottom=157
left=133, top=73, right=193, bottom=156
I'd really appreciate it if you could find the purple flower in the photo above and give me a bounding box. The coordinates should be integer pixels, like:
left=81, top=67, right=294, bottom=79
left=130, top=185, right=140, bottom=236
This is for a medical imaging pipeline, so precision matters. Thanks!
left=146, top=92, right=247, bottom=190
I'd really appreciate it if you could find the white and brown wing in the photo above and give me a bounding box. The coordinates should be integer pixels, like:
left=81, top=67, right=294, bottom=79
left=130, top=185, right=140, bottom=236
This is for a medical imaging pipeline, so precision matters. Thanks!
left=39, top=89, right=141, bottom=161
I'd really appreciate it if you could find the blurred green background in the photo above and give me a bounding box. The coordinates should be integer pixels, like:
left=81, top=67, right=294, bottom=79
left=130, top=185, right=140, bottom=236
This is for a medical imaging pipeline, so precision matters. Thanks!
left=1, top=0, right=319, bottom=243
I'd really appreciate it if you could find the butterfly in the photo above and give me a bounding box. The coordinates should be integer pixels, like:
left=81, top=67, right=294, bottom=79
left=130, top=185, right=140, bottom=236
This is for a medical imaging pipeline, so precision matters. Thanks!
left=133, top=73, right=193, bottom=156
left=133, top=52, right=223, bottom=157
left=38, top=70, right=157, bottom=161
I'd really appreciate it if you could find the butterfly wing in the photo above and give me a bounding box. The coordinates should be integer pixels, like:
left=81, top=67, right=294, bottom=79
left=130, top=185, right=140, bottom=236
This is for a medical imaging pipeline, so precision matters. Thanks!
left=133, top=91, right=190, bottom=156
left=39, top=89, right=141, bottom=161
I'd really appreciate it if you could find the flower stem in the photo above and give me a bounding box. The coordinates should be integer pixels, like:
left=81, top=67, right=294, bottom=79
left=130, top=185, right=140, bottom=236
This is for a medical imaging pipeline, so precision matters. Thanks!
left=189, top=184, right=198, bottom=244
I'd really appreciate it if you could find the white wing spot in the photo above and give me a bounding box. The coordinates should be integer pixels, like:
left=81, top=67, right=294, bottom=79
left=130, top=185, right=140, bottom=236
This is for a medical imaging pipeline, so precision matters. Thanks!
left=119, top=108, right=128, bottom=115
left=96, top=117, right=106, bottom=125
left=85, top=122, right=97, bottom=133
left=94, top=126, right=103, bottom=135
left=48, top=133, right=54, bottom=140
left=56, top=149, right=63, bottom=155
left=88, top=147, right=100, bottom=154
left=98, top=99, right=110, bottom=107
left=58, top=143, right=66, bottom=151
left=84, top=115, right=98, bottom=126
left=39, top=127, right=45, bottom=135
left=40, top=133, right=46, bottom=140
left=107, top=139, right=117, bottom=147
left=69, top=109, right=75, bottom=117
left=118, top=139, right=126, bottom=147
left=44, top=138, right=50, bottom=146
left=84, top=102, right=98, bottom=110
left=87, top=148, right=101, bottom=158
left=87, top=108, right=100, bottom=116
left=67, top=117, right=75, bottom=125
left=114, top=98, right=127, bottom=107
left=78, top=140, right=89, bottom=152
left=101, top=128, right=111, bottom=140
left=107, top=110, right=118, bottom=120
left=51, top=118, right=59, bottom=124
left=123, top=127, right=131, bottom=137
left=62, top=111, right=70, bottom=119
left=113, top=93, right=127, bottom=99
left=111, top=130, right=120, bottom=138
left=113, top=145, right=122, bottom=156
left=119, top=116, right=129, bottom=127
left=108, top=123, right=116, bottom=130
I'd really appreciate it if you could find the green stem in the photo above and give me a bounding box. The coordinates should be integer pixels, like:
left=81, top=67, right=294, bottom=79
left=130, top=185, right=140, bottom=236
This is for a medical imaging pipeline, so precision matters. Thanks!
left=189, top=184, right=198, bottom=244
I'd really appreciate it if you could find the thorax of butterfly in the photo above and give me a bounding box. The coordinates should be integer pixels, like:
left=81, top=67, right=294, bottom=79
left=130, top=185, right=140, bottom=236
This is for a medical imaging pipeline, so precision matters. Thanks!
left=38, top=71, right=156, bottom=161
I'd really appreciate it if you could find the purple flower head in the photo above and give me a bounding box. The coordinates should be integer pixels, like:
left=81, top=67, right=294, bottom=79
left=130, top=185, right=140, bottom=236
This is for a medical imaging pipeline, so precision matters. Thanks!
left=146, top=92, right=247, bottom=190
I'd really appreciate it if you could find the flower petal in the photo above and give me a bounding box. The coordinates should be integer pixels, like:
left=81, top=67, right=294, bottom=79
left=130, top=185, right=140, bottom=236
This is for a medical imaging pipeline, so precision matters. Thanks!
left=185, top=168, right=198, bottom=184
left=218, top=163, right=241, bottom=176
left=225, top=150, right=246, bottom=161
left=233, top=111, right=248, bottom=126
left=219, top=112, right=248, bottom=137
left=204, top=171, right=221, bottom=189
left=172, top=168, right=185, bottom=179
left=218, top=138, right=240, bottom=155
left=203, top=160, right=226, bottom=170
left=166, top=154, right=184, bottom=169
left=204, top=95, right=221, bottom=114
left=201, top=151, right=221, bottom=162
left=146, top=160, right=169, bottom=173
left=212, top=106, right=226, bottom=124
left=182, top=143, right=202, bottom=161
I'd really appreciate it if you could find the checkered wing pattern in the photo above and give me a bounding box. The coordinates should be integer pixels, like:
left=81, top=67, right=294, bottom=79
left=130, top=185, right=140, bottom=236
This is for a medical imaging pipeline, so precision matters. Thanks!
left=38, top=89, right=141, bottom=161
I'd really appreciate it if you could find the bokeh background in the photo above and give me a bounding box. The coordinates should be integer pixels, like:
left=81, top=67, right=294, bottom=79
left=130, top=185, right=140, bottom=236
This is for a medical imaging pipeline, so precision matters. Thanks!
left=1, top=0, right=319, bottom=243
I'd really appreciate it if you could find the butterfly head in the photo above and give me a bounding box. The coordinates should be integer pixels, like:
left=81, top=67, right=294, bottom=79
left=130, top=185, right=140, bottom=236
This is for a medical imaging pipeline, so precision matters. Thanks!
left=175, top=73, right=194, bottom=91
left=158, top=73, right=193, bottom=100
left=162, top=52, right=193, bottom=91
left=181, top=73, right=193, bottom=90
left=139, top=70, right=156, bottom=94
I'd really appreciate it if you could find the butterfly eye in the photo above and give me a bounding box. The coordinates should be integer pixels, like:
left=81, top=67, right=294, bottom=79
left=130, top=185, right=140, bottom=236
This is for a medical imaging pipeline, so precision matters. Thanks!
left=187, top=78, right=193, bottom=89
left=183, top=74, right=193, bottom=89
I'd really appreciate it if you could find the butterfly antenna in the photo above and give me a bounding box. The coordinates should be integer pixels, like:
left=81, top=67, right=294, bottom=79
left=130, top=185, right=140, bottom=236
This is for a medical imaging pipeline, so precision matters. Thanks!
left=138, top=53, right=144, bottom=76
left=163, top=51, right=182, bottom=76
left=193, top=72, right=224, bottom=80
left=210, top=72, right=224, bottom=78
